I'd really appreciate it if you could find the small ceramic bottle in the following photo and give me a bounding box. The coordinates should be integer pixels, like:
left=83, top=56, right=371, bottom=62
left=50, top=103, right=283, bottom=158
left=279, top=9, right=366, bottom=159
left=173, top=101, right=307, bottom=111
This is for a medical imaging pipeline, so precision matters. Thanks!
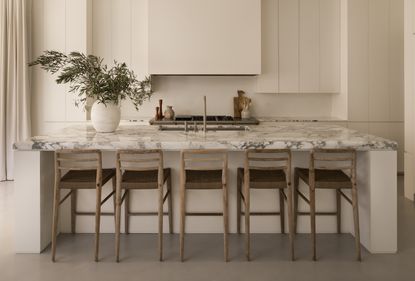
left=164, top=106, right=175, bottom=120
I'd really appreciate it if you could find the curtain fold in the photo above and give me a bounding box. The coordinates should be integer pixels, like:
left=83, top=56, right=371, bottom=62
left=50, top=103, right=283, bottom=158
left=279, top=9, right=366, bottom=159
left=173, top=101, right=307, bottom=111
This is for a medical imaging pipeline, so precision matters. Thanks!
left=0, top=0, right=31, bottom=181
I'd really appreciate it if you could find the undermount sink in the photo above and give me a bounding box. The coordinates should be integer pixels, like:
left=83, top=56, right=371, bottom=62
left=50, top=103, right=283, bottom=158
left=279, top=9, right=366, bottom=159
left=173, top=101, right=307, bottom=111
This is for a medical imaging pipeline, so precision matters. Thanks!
left=158, top=125, right=250, bottom=132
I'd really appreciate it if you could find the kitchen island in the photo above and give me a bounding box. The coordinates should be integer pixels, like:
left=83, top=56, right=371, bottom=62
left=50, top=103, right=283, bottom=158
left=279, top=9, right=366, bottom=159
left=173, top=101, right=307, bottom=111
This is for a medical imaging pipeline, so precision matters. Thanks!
left=13, top=121, right=397, bottom=254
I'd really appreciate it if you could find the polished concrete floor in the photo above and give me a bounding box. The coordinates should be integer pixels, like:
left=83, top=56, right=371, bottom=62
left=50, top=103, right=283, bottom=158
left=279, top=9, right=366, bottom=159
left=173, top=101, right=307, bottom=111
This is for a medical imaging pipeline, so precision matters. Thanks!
left=1, top=177, right=414, bottom=281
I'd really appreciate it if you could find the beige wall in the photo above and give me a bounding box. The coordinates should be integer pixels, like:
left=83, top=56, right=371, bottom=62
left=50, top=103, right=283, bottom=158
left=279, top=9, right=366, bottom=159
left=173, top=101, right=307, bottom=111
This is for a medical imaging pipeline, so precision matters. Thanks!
left=405, top=0, right=415, bottom=199
left=30, top=0, right=404, bottom=171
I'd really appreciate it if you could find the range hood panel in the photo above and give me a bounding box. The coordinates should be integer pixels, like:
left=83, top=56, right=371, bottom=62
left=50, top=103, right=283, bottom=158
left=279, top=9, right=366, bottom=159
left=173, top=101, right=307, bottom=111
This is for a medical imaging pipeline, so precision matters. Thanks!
left=149, top=0, right=261, bottom=76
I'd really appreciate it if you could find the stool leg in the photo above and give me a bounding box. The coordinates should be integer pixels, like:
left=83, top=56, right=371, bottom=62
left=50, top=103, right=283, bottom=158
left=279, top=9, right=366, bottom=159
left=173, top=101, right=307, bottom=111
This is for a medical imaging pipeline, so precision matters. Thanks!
left=336, top=190, right=341, bottom=234
left=94, top=185, right=102, bottom=262
left=115, top=186, right=122, bottom=262
left=286, top=184, right=295, bottom=261
left=244, top=180, right=250, bottom=261
left=351, top=185, right=362, bottom=261
left=293, top=170, right=299, bottom=234
left=223, top=183, right=229, bottom=262
left=51, top=183, right=61, bottom=262
left=279, top=189, right=285, bottom=234
left=158, top=181, right=164, bottom=261
left=167, top=175, right=173, bottom=234
left=180, top=183, right=186, bottom=262
left=124, top=190, right=130, bottom=234
left=237, top=173, right=242, bottom=234
left=310, top=186, right=316, bottom=261
left=71, top=189, right=77, bottom=234
left=112, top=177, right=116, bottom=225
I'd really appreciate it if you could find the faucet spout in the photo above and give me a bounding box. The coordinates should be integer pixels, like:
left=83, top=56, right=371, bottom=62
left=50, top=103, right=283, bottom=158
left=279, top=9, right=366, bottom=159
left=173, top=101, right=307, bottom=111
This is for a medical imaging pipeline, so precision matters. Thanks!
left=203, top=96, right=207, bottom=133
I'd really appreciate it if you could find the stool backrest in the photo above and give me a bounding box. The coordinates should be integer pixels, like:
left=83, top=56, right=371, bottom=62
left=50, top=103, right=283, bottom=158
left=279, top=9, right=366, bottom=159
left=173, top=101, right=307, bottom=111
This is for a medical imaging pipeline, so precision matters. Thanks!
left=181, top=149, right=228, bottom=183
left=116, top=149, right=164, bottom=185
left=245, top=149, right=291, bottom=182
left=55, top=149, right=102, bottom=185
left=310, top=148, right=356, bottom=180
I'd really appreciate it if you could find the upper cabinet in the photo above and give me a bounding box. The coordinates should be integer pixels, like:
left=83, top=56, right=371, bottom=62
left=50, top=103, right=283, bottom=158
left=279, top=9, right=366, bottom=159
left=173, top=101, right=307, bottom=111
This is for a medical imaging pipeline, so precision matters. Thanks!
left=257, top=0, right=341, bottom=93
left=148, top=0, right=261, bottom=75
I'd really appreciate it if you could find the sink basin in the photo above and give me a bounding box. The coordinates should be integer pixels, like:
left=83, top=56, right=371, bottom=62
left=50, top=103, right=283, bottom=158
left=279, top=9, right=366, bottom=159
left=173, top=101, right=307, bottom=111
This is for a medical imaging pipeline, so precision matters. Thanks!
left=158, top=125, right=250, bottom=132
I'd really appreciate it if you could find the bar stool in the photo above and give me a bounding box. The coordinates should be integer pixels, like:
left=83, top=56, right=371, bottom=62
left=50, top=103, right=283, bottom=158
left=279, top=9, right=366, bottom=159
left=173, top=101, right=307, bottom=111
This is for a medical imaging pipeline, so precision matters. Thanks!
left=180, top=149, right=229, bottom=262
left=293, top=148, right=361, bottom=261
left=237, top=149, right=294, bottom=261
left=114, top=150, right=172, bottom=262
left=51, top=149, right=116, bottom=262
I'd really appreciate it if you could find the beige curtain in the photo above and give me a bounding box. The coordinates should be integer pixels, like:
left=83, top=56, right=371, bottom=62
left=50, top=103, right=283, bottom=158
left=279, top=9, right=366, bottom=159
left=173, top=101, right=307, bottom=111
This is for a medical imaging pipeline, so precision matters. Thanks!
left=0, top=0, right=31, bottom=181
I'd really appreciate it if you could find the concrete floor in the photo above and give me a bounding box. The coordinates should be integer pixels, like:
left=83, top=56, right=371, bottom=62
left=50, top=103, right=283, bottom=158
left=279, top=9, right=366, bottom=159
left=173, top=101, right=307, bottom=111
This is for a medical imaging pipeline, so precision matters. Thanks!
left=0, top=177, right=414, bottom=281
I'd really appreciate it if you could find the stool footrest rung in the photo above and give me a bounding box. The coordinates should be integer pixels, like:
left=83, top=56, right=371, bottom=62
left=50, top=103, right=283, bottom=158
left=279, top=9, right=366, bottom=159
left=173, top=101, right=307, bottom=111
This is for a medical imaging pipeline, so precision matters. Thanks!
left=241, top=211, right=282, bottom=216
left=297, top=211, right=338, bottom=216
left=185, top=212, right=223, bottom=216
left=127, top=212, right=169, bottom=216
left=75, top=212, right=114, bottom=216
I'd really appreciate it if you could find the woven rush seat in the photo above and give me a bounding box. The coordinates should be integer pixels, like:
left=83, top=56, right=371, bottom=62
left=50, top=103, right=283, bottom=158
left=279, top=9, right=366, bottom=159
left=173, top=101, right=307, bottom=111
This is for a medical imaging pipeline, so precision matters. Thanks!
left=121, top=168, right=171, bottom=189
left=295, top=168, right=352, bottom=189
left=185, top=169, right=223, bottom=189
left=60, top=169, right=115, bottom=189
left=237, top=168, right=287, bottom=189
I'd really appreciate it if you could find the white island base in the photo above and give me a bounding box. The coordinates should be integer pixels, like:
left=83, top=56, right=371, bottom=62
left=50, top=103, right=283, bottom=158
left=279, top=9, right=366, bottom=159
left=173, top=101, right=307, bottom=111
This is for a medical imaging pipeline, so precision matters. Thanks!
left=14, top=150, right=397, bottom=254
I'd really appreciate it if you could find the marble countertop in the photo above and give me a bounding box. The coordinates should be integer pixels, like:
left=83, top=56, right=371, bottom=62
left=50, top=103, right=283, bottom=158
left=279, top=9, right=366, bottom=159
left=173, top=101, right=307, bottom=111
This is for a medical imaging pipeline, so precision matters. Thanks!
left=14, top=120, right=397, bottom=151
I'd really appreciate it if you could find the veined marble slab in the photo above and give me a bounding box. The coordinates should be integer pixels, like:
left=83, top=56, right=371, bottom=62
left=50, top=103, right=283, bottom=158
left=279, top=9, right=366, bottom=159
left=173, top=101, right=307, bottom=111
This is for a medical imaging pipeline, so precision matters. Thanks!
left=14, top=121, right=397, bottom=151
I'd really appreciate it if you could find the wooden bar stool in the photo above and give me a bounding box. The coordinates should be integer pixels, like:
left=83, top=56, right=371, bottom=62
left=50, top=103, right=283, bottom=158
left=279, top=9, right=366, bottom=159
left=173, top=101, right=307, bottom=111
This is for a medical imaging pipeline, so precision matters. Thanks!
left=237, top=149, right=294, bottom=261
left=180, top=149, right=229, bottom=262
left=293, top=148, right=361, bottom=261
left=51, top=149, right=116, bottom=262
left=115, top=150, right=172, bottom=262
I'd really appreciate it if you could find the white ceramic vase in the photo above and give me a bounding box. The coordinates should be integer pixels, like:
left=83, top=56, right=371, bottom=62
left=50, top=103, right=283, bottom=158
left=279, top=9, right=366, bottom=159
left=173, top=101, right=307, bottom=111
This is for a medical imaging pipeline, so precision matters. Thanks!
left=91, top=100, right=121, bottom=133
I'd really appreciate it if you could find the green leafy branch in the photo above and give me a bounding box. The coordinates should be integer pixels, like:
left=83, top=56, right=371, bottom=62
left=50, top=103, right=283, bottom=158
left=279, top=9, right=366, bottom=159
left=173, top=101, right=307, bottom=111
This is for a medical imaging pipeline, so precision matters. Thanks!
left=29, top=51, right=153, bottom=110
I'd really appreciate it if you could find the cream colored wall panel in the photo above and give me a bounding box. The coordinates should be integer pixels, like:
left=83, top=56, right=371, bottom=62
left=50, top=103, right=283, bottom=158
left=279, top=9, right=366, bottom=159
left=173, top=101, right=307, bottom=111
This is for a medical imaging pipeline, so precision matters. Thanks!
left=43, top=0, right=66, bottom=122
left=278, top=0, right=299, bottom=92
left=369, top=123, right=390, bottom=140
left=347, top=0, right=369, bottom=121
left=347, top=122, right=369, bottom=134
left=123, top=0, right=149, bottom=119
left=92, top=0, right=112, bottom=61
left=31, top=0, right=45, bottom=136
left=368, top=0, right=390, bottom=121
left=389, top=0, right=404, bottom=122
left=148, top=0, right=261, bottom=75
left=405, top=0, right=415, bottom=155
left=319, top=0, right=340, bottom=93
left=112, top=0, right=131, bottom=64
left=404, top=153, right=415, bottom=198
left=256, top=0, right=278, bottom=93
left=389, top=122, right=404, bottom=172
left=65, top=0, right=89, bottom=121
left=131, top=0, right=148, bottom=79
left=299, top=0, right=319, bottom=92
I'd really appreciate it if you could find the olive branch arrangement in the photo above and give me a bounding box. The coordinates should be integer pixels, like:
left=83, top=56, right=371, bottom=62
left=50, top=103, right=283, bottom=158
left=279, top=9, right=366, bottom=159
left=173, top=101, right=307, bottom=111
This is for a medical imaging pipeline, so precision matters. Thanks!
left=29, top=51, right=153, bottom=110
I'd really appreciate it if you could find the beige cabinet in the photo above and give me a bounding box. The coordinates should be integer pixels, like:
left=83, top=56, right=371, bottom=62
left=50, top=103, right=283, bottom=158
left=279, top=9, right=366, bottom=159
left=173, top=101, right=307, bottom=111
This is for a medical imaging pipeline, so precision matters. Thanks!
left=257, top=0, right=341, bottom=94
left=148, top=0, right=261, bottom=75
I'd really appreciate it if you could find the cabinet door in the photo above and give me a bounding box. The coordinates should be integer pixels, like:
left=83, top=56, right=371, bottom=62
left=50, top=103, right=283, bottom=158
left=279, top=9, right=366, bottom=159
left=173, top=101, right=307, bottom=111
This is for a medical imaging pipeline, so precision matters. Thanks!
left=256, top=0, right=279, bottom=93
left=299, top=0, right=320, bottom=92
left=319, top=0, right=341, bottom=93
left=257, top=0, right=341, bottom=94
left=278, top=0, right=299, bottom=93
